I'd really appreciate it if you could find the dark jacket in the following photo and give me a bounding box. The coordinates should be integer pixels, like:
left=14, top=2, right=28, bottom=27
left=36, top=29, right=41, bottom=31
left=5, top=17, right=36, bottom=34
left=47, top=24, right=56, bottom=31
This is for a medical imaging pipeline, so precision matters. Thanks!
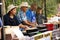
left=36, top=13, right=47, bottom=24
left=3, top=13, right=21, bottom=26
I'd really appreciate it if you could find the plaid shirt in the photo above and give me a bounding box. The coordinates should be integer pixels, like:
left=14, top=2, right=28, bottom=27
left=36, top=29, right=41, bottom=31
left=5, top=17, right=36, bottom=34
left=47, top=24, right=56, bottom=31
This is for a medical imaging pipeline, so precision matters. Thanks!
left=17, top=10, right=27, bottom=31
left=17, top=10, right=27, bottom=22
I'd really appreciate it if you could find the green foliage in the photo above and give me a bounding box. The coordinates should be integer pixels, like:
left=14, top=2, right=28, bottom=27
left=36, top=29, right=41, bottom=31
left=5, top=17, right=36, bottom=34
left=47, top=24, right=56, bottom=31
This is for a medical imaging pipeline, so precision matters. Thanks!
left=57, top=0, right=60, bottom=3
left=5, top=0, right=13, bottom=11
left=5, top=0, right=58, bottom=17
left=46, top=0, right=57, bottom=17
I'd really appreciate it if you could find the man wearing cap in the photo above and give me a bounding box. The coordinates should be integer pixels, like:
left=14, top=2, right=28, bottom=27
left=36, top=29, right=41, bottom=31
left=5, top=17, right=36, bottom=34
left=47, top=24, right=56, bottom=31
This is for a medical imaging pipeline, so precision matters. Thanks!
left=3, top=4, right=28, bottom=30
left=17, top=2, right=35, bottom=28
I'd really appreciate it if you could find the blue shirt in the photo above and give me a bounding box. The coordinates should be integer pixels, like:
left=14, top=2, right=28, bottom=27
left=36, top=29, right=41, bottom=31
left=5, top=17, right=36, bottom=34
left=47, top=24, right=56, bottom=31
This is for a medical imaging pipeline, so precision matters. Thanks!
left=17, top=10, right=27, bottom=22
left=0, top=18, right=3, bottom=27
left=26, top=9, right=36, bottom=23
left=17, top=10, right=27, bottom=31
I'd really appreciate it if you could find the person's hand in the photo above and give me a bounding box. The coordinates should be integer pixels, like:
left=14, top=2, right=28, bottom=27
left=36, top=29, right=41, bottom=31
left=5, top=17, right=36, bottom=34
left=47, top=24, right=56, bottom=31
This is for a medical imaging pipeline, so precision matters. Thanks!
left=24, top=25, right=30, bottom=30
left=25, top=26, right=30, bottom=30
left=35, top=23, right=38, bottom=26
left=19, top=24, right=25, bottom=28
left=19, top=24, right=29, bottom=30
left=31, top=24, right=36, bottom=28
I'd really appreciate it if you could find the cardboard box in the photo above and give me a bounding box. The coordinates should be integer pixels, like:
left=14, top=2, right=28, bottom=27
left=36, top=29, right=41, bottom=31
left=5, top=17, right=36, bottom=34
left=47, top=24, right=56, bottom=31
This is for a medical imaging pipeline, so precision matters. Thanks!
left=43, top=31, right=52, bottom=40
left=33, top=33, right=43, bottom=40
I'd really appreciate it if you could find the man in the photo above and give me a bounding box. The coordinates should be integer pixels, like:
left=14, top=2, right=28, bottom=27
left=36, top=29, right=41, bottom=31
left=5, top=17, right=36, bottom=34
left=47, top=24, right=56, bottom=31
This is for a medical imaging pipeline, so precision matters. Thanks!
left=3, top=4, right=28, bottom=30
left=17, top=2, right=35, bottom=28
left=26, top=3, right=37, bottom=24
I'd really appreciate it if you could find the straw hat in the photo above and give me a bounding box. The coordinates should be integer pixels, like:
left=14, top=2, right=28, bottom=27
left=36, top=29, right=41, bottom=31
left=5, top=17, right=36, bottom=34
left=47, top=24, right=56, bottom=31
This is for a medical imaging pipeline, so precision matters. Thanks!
left=20, top=2, right=30, bottom=8
left=7, top=4, right=18, bottom=13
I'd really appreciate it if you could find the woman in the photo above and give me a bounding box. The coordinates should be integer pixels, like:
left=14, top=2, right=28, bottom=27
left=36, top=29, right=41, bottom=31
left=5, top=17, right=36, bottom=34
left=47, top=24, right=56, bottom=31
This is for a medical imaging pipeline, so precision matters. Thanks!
left=36, top=7, right=47, bottom=25
left=3, top=4, right=28, bottom=30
